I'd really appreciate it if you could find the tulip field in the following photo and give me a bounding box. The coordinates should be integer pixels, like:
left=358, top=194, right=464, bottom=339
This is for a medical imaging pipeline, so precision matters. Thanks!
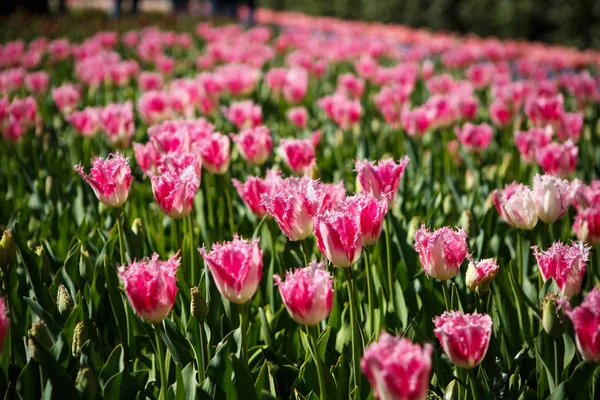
left=2, top=8, right=600, bottom=400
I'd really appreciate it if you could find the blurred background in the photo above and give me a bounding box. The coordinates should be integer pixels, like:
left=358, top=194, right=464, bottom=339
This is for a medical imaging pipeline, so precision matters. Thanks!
left=1, top=0, right=600, bottom=49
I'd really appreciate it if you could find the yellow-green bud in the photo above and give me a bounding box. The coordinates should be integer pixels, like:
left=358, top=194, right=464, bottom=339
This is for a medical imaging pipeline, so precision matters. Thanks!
left=542, top=294, right=565, bottom=339
left=75, top=367, right=98, bottom=399
left=72, top=321, right=88, bottom=357
left=57, top=284, right=74, bottom=316
left=190, top=287, right=208, bottom=322
left=34, top=245, right=50, bottom=280
left=444, top=380, right=458, bottom=400
left=0, top=230, right=17, bottom=270
left=28, top=320, right=53, bottom=361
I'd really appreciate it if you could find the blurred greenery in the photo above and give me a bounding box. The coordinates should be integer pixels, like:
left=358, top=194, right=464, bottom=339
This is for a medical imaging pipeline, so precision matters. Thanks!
left=261, top=0, right=600, bottom=49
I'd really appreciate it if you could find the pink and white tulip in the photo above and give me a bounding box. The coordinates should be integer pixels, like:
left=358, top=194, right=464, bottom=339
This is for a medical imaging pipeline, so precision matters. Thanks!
left=230, top=125, right=272, bottom=166
left=68, top=107, right=100, bottom=137
left=74, top=153, right=132, bottom=208
left=414, top=225, right=468, bottom=280
left=52, top=83, right=80, bottom=114
left=232, top=170, right=282, bottom=218
left=533, top=241, right=590, bottom=298
left=195, top=132, right=230, bottom=175
left=535, top=140, right=578, bottom=177
left=465, top=258, right=499, bottom=294
left=277, top=138, right=316, bottom=176
left=344, top=192, right=388, bottom=247
left=355, top=156, right=410, bottom=205
left=566, top=286, right=600, bottom=363
left=454, top=123, right=493, bottom=152
left=532, top=174, right=578, bottom=224
left=314, top=205, right=362, bottom=268
left=150, top=164, right=200, bottom=219
left=573, top=207, right=600, bottom=247
left=99, top=102, right=135, bottom=148
left=493, top=183, right=538, bottom=229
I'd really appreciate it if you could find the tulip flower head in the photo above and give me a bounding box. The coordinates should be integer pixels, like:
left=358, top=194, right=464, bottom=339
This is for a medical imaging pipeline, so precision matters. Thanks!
left=195, top=132, right=230, bottom=175
left=533, top=241, right=590, bottom=298
left=199, top=236, right=263, bottom=304
left=149, top=163, right=200, bottom=219
left=74, top=153, right=132, bottom=208
left=232, top=170, right=282, bottom=218
left=274, top=261, right=333, bottom=326
left=535, top=140, right=578, bottom=177
left=277, top=138, right=316, bottom=176
left=361, top=332, right=432, bottom=400
left=230, top=125, right=272, bottom=166
left=514, top=127, right=553, bottom=164
left=465, top=258, right=499, bottom=294
left=99, top=102, right=135, bottom=148
left=434, top=311, right=493, bottom=369
left=344, top=191, right=388, bottom=246
left=573, top=206, right=600, bottom=247
left=566, top=286, right=600, bottom=363
left=287, top=107, right=309, bottom=129
left=355, top=156, right=410, bottom=205
left=68, top=107, right=100, bottom=137
left=119, top=253, right=180, bottom=324
left=454, top=122, right=493, bottom=152
left=414, top=225, right=468, bottom=280
left=532, top=174, right=578, bottom=224
left=493, top=182, right=538, bottom=229
left=314, top=205, right=362, bottom=268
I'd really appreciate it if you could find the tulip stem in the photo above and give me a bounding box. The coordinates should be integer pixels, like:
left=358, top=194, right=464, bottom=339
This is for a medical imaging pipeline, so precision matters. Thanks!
left=344, top=267, right=362, bottom=396
left=223, top=174, right=235, bottom=236
left=307, top=325, right=328, bottom=400
left=198, top=321, right=208, bottom=382
left=516, top=230, right=523, bottom=285
left=385, top=215, right=393, bottom=301
left=468, top=369, right=478, bottom=400
left=186, top=214, right=196, bottom=286
left=301, top=239, right=311, bottom=267
left=442, top=281, right=451, bottom=311
left=554, top=339, right=559, bottom=385
left=154, top=323, right=168, bottom=400
left=240, top=302, right=249, bottom=366
left=364, top=248, right=375, bottom=339
left=115, top=207, right=126, bottom=266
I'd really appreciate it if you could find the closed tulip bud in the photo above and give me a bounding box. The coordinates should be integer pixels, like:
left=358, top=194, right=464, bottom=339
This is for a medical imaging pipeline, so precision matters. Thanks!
left=434, top=311, right=493, bottom=369
left=361, top=332, right=432, bottom=400
left=28, top=320, right=53, bottom=361
left=75, top=367, right=98, bottom=399
left=72, top=321, right=88, bottom=357
left=34, top=245, right=50, bottom=280
left=57, top=284, right=74, bottom=316
left=566, top=286, right=600, bottom=363
left=414, top=225, right=468, bottom=280
left=0, top=230, right=16, bottom=270
left=74, top=153, right=132, bottom=208
left=542, top=294, right=565, bottom=339
left=274, top=261, right=333, bottom=326
left=119, top=253, right=180, bottom=323
left=532, top=174, right=578, bottom=224
left=199, top=236, right=263, bottom=304
left=465, top=258, right=499, bottom=294
left=533, top=241, right=590, bottom=298
left=444, top=380, right=458, bottom=400
left=190, top=287, right=208, bottom=321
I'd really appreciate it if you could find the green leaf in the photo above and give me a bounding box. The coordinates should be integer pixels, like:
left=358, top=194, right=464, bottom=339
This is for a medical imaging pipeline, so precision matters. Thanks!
left=16, top=360, right=42, bottom=400
left=230, top=355, right=258, bottom=400
left=99, top=344, right=124, bottom=389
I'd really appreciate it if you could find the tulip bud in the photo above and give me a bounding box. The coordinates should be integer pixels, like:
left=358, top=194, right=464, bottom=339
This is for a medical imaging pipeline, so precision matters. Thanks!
left=444, top=380, right=458, bottom=400
left=34, top=245, right=50, bottom=280
left=466, top=258, right=499, bottom=295
left=57, top=284, right=74, bottom=316
left=542, top=294, right=565, bottom=339
left=75, top=367, right=98, bottom=399
left=72, top=321, right=88, bottom=357
left=0, top=230, right=16, bottom=270
left=131, top=218, right=143, bottom=235
left=190, top=287, right=208, bottom=322
left=28, top=320, right=53, bottom=361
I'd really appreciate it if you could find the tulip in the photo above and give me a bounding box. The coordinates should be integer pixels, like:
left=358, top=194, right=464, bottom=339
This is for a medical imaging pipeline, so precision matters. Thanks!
left=52, top=83, right=80, bottom=114
left=535, top=140, right=578, bottom=177
left=355, top=156, right=410, bottom=204
left=344, top=192, right=388, bottom=246
left=68, top=107, right=100, bottom=137
left=566, top=286, right=600, bottom=363
left=573, top=207, right=600, bottom=246
left=232, top=170, right=282, bottom=218
left=454, top=122, right=493, bottom=152
left=317, top=182, right=346, bottom=215
left=314, top=206, right=362, bottom=268
left=195, top=132, right=230, bottom=175
left=199, top=235, right=263, bottom=304
left=489, top=100, right=512, bottom=127
left=149, top=164, right=200, bottom=219
left=74, top=153, right=132, bottom=208
left=138, top=71, right=163, bottom=92
left=493, top=183, right=538, bottom=229
left=230, top=125, right=272, bottom=166
left=532, top=174, right=578, bottom=224
left=465, top=258, right=499, bottom=294
left=287, top=107, right=308, bottom=129
left=137, top=90, right=172, bottom=125
left=514, top=127, right=553, bottom=164
left=574, top=180, right=600, bottom=210
left=118, top=253, right=180, bottom=323
left=25, top=71, right=49, bottom=94
left=361, top=332, right=432, bottom=400
left=274, top=261, right=333, bottom=326
left=133, top=142, right=160, bottom=175
left=262, top=176, right=322, bottom=241
left=221, top=100, right=262, bottom=129
left=277, top=138, right=316, bottom=176
left=0, top=297, right=7, bottom=353
left=557, top=112, right=583, bottom=142
left=434, top=311, right=493, bottom=369
left=99, top=102, right=135, bottom=148
left=533, top=241, right=590, bottom=298
left=414, top=225, right=468, bottom=280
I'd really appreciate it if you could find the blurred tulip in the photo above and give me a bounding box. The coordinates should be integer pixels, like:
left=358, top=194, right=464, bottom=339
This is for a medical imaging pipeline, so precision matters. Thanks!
left=454, top=122, right=493, bottom=152
left=535, top=140, right=578, bottom=177
left=230, top=125, right=272, bottom=166
left=573, top=207, right=600, bottom=247
left=195, top=132, right=230, bottom=174
left=278, top=138, right=316, bottom=176
left=566, top=286, right=600, bottom=363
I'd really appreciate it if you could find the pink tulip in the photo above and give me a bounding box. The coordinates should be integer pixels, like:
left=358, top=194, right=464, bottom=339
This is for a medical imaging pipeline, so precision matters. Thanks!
left=138, top=71, right=163, bottom=92
left=68, top=107, right=100, bottom=137
left=287, top=107, right=309, bottom=129
left=214, top=63, right=260, bottom=96
left=454, top=123, right=493, bottom=152
left=274, top=261, right=333, bottom=326
left=24, top=72, right=49, bottom=95
left=262, top=176, right=322, bottom=241
left=532, top=174, right=578, bottom=224
left=199, top=236, right=263, bottom=304
left=535, top=140, right=578, bottom=177
left=336, top=73, right=365, bottom=99
left=573, top=207, right=600, bottom=247
left=459, top=95, right=479, bottom=121
left=133, top=142, right=160, bottom=175
left=318, top=182, right=347, bottom=215
left=278, top=138, right=316, bottom=176
left=355, top=156, right=410, bottom=204
left=74, top=153, right=132, bottom=208
left=375, top=84, right=413, bottom=128
left=150, top=163, right=200, bottom=219
left=99, top=102, right=135, bottom=148
left=222, top=100, right=262, bottom=129
left=232, top=170, right=282, bottom=218
left=52, top=83, right=80, bottom=115
left=557, top=112, right=584, bottom=142
left=344, top=192, right=388, bottom=246
left=493, top=183, right=538, bottom=229
left=514, top=127, right=553, bottom=164
left=0, top=297, right=7, bottom=353
left=414, top=225, right=468, bottom=280
left=434, top=311, right=493, bottom=369
left=119, top=253, right=179, bottom=323
left=401, top=105, right=434, bottom=137
left=566, top=286, right=600, bottom=363
left=137, top=90, right=172, bottom=125
left=465, top=258, right=499, bottom=294
left=195, top=132, right=230, bottom=175
left=525, top=94, right=564, bottom=127
left=230, top=125, right=272, bottom=166
left=533, top=241, right=590, bottom=298
left=361, top=332, right=432, bottom=400
left=4, top=97, right=37, bottom=142
left=282, top=68, right=309, bottom=103
left=318, top=93, right=361, bottom=130
left=489, top=101, right=512, bottom=127
left=575, top=180, right=600, bottom=210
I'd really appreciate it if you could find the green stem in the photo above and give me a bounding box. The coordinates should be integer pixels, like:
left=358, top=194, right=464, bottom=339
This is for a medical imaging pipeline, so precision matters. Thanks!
left=301, top=238, right=311, bottom=267
left=344, top=267, right=362, bottom=395
left=554, top=339, right=559, bottom=386
left=364, top=248, right=375, bottom=340
left=187, top=214, right=196, bottom=286
left=442, top=281, right=451, bottom=311
left=240, top=302, right=249, bottom=366
left=307, top=325, right=328, bottom=400
left=198, top=321, right=208, bottom=382
left=385, top=215, right=393, bottom=301
left=223, top=174, right=235, bottom=236
left=205, top=174, right=215, bottom=234
left=115, top=208, right=126, bottom=265
left=154, top=324, right=168, bottom=400
left=468, top=369, right=478, bottom=400
left=517, top=230, right=523, bottom=285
